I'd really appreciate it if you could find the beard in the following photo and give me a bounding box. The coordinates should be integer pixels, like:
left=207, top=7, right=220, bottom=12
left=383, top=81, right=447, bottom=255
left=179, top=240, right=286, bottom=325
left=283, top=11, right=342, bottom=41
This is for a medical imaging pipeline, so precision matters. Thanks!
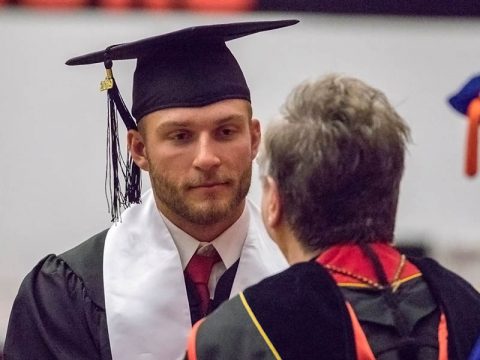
left=149, top=164, right=252, bottom=225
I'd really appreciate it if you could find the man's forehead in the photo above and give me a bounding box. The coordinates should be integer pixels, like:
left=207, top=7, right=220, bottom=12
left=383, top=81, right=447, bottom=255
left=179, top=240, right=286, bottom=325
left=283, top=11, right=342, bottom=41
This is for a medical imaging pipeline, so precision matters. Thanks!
left=144, top=99, right=252, bottom=126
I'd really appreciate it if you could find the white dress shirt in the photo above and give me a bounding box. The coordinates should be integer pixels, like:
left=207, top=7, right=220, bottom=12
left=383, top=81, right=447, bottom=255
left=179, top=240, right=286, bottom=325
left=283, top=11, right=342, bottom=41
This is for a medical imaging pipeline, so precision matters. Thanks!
left=160, top=207, right=249, bottom=298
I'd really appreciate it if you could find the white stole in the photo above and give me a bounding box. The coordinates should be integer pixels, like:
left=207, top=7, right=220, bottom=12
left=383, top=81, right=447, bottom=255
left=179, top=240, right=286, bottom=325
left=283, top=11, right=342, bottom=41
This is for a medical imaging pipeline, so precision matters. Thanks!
left=104, top=189, right=287, bottom=360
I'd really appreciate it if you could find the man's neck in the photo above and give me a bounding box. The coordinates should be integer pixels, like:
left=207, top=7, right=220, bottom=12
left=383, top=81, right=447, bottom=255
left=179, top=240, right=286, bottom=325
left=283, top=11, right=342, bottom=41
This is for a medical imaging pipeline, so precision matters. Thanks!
left=157, top=202, right=246, bottom=242
left=274, top=225, right=320, bottom=265
left=283, top=242, right=321, bottom=265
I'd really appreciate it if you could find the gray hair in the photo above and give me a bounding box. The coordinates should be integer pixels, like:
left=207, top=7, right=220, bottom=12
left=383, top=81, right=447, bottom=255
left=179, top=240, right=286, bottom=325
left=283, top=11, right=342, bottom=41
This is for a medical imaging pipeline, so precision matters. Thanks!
left=258, top=74, right=411, bottom=250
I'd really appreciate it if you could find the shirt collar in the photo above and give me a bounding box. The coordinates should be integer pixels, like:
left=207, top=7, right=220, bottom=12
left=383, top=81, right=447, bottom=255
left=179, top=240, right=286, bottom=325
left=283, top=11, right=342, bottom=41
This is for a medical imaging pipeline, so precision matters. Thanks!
left=159, top=206, right=249, bottom=270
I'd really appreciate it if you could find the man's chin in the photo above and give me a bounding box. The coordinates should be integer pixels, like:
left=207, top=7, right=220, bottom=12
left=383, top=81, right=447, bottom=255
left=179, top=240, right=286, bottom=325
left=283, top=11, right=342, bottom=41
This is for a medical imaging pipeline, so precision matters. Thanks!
left=183, top=201, right=238, bottom=224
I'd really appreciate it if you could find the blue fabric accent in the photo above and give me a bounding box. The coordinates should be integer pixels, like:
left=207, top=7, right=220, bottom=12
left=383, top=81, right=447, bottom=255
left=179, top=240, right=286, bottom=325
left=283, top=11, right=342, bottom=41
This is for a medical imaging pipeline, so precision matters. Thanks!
left=448, top=75, right=480, bottom=115
left=468, top=336, right=480, bottom=360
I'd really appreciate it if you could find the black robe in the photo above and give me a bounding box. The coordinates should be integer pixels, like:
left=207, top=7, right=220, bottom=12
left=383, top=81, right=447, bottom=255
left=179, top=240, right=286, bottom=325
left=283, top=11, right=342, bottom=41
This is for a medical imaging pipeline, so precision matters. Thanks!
left=191, top=257, right=480, bottom=360
left=4, top=230, right=238, bottom=360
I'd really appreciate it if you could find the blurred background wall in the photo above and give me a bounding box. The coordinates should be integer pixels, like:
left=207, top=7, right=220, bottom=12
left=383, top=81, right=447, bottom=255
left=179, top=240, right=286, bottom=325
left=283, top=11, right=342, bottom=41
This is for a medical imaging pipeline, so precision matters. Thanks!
left=1, top=1, right=480, bottom=352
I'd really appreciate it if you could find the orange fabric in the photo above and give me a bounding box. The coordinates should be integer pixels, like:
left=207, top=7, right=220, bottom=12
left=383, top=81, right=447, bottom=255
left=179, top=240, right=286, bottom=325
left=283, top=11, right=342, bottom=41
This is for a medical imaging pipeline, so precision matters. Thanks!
left=98, top=0, right=134, bottom=8
left=317, top=243, right=421, bottom=287
left=438, top=312, right=449, bottom=360
left=141, top=0, right=173, bottom=9
left=187, top=318, right=205, bottom=360
left=185, top=0, right=254, bottom=11
left=345, top=302, right=376, bottom=360
left=18, top=0, right=88, bottom=7
left=466, top=98, right=480, bottom=176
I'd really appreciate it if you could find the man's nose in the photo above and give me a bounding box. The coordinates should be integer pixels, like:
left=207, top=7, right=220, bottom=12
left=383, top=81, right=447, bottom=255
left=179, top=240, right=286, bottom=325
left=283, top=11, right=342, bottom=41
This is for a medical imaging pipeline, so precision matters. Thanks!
left=192, top=134, right=221, bottom=171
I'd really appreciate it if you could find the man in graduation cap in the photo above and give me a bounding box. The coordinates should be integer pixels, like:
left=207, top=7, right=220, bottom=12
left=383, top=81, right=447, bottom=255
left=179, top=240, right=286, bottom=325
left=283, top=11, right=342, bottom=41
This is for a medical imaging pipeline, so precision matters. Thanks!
left=186, top=74, right=480, bottom=360
left=4, top=20, right=297, bottom=360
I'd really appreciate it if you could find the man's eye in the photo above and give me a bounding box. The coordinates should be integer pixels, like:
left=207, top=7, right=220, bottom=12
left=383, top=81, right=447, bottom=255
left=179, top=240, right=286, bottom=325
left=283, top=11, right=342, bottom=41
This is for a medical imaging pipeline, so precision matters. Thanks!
left=169, top=131, right=191, bottom=142
left=218, top=127, right=236, bottom=138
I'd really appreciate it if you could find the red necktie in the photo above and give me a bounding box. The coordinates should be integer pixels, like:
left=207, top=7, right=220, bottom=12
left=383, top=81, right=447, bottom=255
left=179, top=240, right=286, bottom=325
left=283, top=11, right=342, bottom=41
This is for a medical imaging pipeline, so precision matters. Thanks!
left=185, top=247, right=221, bottom=316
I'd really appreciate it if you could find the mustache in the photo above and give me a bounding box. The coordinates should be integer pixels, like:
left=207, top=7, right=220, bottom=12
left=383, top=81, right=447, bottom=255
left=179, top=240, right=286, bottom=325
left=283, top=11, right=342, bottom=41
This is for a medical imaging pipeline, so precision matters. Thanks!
left=185, top=175, right=232, bottom=188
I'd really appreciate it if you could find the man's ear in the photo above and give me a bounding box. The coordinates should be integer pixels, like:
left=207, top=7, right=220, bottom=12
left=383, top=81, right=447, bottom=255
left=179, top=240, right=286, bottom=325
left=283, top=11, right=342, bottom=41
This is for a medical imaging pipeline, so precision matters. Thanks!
left=127, top=129, right=149, bottom=171
left=263, top=176, right=283, bottom=229
left=250, top=118, right=261, bottom=160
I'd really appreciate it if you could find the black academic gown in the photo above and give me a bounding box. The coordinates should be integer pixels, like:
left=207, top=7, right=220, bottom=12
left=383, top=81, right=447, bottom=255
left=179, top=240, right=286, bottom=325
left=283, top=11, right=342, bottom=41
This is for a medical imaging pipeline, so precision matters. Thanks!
left=4, top=230, right=238, bottom=360
left=190, top=257, right=480, bottom=360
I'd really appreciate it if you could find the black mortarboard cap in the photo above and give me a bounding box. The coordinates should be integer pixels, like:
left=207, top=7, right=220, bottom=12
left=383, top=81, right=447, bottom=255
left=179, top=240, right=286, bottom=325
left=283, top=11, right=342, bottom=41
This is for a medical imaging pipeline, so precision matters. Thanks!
left=66, top=19, right=299, bottom=221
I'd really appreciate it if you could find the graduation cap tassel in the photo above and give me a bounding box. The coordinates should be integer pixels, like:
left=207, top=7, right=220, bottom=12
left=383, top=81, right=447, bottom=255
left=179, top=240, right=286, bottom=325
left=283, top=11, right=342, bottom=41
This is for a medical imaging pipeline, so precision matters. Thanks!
left=102, top=58, right=141, bottom=222
left=447, top=74, right=480, bottom=177
left=105, top=95, right=124, bottom=222
left=126, top=157, right=142, bottom=204
left=466, top=98, right=480, bottom=177
left=106, top=73, right=142, bottom=206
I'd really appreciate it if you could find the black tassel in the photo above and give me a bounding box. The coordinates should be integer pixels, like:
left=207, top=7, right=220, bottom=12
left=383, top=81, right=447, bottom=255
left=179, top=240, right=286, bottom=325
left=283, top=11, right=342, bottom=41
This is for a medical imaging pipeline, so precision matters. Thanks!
left=103, top=58, right=141, bottom=222
left=126, top=158, right=142, bottom=205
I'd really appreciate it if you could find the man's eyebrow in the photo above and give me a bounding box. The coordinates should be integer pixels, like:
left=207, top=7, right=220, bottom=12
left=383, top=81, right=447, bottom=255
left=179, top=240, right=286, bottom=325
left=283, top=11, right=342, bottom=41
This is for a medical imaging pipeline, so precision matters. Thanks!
left=215, top=114, right=248, bottom=125
left=156, top=120, right=193, bottom=131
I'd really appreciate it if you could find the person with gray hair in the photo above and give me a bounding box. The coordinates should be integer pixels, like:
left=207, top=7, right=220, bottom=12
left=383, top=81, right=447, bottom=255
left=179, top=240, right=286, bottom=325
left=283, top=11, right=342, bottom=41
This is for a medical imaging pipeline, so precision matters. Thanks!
left=185, top=74, right=480, bottom=360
